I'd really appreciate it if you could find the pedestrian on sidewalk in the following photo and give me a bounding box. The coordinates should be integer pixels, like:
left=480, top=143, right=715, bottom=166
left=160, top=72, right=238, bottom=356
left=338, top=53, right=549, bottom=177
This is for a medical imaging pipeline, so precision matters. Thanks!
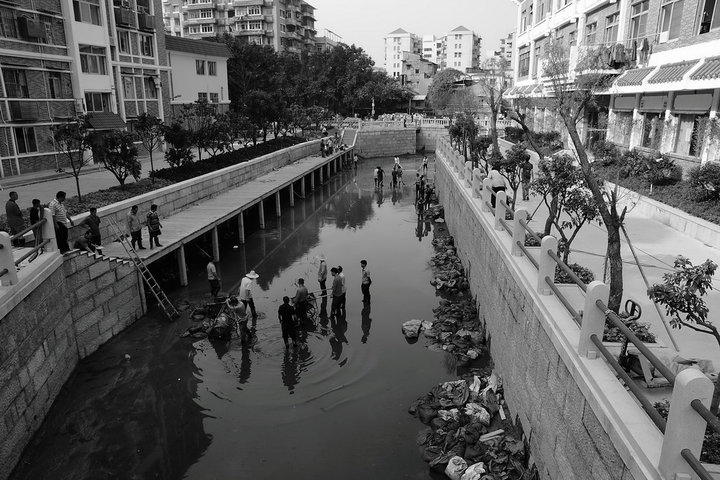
left=377, top=167, right=384, bottom=189
left=126, top=205, right=145, bottom=250
left=29, top=199, right=43, bottom=245
left=360, top=260, right=371, bottom=302
left=278, top=296, right=298, bottom=349
left=5, top=191, right=24, bottom=246
left=81, top=207, right=101, bottom=247
left=49, top=191, right=73, bottom=253
left=207, top=258, right=221, bottom=298
left=318, top=253, right=327, bottom=297
left=520, top=157, right=534, bottom=201
left=239, top=270, right=259, bottom=320
left=146, top=204, right=163, bottom=248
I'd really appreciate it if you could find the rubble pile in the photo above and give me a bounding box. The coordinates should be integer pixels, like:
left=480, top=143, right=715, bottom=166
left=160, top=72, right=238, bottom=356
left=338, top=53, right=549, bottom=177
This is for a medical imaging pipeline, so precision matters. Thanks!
left=429, top=236, right=470, bottom=295
left=409, top=372, right=534, bottom=480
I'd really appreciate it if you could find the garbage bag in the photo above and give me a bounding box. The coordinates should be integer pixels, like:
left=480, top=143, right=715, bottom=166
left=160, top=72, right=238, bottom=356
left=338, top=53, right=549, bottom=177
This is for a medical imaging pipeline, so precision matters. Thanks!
left=402, top=319, right=423, bottom=339
left=416, top=428, right=434, bottom=447
left=467, top=349, right=479, bottom=360
left=460, top=462, right=487, bottom=480
left=417, top=404, right=438, bottom=424
left=440, top=380, right=470, bottom=407
left=469, top=376, right=483, bottom=394
left=208, top=313, right=232, bottom=340
left=438, top=408, right=460, bottom=421
left=444, top=456, right=468, bottom=480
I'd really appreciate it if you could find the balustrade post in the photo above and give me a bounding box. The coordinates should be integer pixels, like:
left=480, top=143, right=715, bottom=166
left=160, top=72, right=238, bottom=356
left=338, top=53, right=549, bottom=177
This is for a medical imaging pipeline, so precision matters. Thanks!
left=472, top=168, right=484, bottom=198
left=659, top=369, right=714, bottom=480
left=41, top=207, right=57, bottom=252
left=464, top=162, right=472, bottom=187
left=494, top=191, right=506, bottom=231
left=578, top=281, right=609, bottom=356
left=0, top=232, right=17, bottom=286
left=512, top=209, right=528, bottom=256
left=537, top=235, right=558, bottom=295
left=481, top=178, right=492, bottom=212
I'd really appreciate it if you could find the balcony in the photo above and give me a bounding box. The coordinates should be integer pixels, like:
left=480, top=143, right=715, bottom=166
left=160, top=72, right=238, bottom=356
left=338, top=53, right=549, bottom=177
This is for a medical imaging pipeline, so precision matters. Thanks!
left=114, top=7, right=134, bottom=26
left=138, top=13, right=155, bottom=30
left=8, top=101, right=39, bottom=121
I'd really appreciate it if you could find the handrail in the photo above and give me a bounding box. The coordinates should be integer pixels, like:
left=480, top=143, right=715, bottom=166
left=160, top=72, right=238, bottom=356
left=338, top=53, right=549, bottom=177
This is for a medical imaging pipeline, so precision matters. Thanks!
left=0, top=268, right=8, bottom=278
left=14, top=239, right=50, bottom=266
left=516, top=241, right=539, bottom=269
left=10, top=218, right=46, bottom=242
left=596, top=299, right=677, bottom=385
left=484, top=200, right=495, bottom=214
left=519, top=218, right=542, bottom=244
left=691, top=399, right=720, bottom=435
left=590, top=334, right=668, bottom=432
left=680, top=449, right=713, bottom=480
left=498, top=196, right=514, bottom=214
left=498, top=216, right=512, bottom=235
left=547, top=249, right=588, bottom=293
left=545, top=276, right=581, bottom=324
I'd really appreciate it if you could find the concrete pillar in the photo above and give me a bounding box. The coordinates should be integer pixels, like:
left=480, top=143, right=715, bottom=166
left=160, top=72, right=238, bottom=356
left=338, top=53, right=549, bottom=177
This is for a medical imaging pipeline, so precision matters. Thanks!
left=275, top=191, right=281, bottom=217
left=290, top=207, right=295, bottom=230
left=258, top=200, right=265, bottom=229
left=512, top=209, right=528, bottom=257
left=41, top=207, right=56, bottom=251
left=211, top=226, right=219, bottom=262
left=0, top=232, right=18, bottom=285
left=319, top=165, right=324, bottom=183
left=481, top=178, right=492, bottom=212
left=463, top=161, right=472, bottom=188
left=537, top=235, right=558, bottom=295
left=494, top=191, right=507, bottom=231
left=177, top=245, right=188, bottom=287
left=659, top=369, right=714, bottom=480
left=300, top=176, right=306, bottom=196
left=578, top=281, right=610, bottom=357
left=472, top=168, right=484, bottom=198
left=310, top=170, right=315, bottom=191
left=238, top=211, right=245, bottom=244
left=629, top=93, right=643, bottom=149
left=289, top=184, right=295, bottom=207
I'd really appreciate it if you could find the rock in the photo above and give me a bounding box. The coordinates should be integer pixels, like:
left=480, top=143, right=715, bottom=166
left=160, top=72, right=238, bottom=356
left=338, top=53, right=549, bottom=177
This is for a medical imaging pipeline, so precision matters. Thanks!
left=421, top=320, right=434, bottom=331
left=402, top=319, right=423, bottom=338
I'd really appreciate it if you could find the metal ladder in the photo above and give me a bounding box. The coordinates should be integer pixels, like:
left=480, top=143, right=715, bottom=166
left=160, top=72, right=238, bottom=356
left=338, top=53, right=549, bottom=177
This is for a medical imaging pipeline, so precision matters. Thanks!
left=107, top=218, right=179, bottom=321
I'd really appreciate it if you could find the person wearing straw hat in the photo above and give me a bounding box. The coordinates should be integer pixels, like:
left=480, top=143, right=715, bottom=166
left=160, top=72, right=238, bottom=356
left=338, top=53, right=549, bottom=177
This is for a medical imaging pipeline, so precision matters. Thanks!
left=239, top=270, right=259, bottom=319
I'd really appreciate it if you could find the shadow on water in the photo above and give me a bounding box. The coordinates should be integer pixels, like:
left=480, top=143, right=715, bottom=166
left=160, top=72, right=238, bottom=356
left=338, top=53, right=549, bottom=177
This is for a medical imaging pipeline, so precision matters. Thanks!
left=11, top=155, right=487, bottom=480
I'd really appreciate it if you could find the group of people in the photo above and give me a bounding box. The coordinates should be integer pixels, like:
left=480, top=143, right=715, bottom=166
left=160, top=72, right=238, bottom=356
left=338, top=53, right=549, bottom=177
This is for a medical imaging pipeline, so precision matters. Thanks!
left=319, top=134, right=348, bottom=158
left=126, top=204, right=163, bottom=250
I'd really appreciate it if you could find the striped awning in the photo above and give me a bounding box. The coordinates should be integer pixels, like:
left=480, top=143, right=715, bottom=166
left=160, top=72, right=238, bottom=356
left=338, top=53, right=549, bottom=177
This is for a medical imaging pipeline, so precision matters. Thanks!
left=647, top=60, right=698, bottom=84
left=505, top=86, right=518, bottom=96
left=616, top=67, right=655, bottom=86
left=691, top=56, right=720, bottom=80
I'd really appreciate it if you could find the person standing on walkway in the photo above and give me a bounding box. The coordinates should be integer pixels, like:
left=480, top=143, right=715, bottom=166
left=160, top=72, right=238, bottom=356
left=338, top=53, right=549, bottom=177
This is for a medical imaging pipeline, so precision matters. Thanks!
left=520, top=157, right=534, bottom=201
left=488, top=165, right=506, bottom=208
left=337, top=265, right=347, bottom=313
left=49, top=191, right=73, bottom=253
left=207, top=258, right=221, bottom=298
left=360, top=260, right=371, bottom=302
left=318, top=254, right=327, bottom=297
left=278, top=296, right=298, bottom=349
left=330, top=267, right=342, bottom=317
left=29, top=199, right=43, bottom=246
left=126, top=205, right=145, bottom=250
left=415, top=173, right=422, bottom=201
left=5, top=191, right=24, bottom=246
left=81, top=207, right=102, bottom=247
left=320, top=139, right=326, bottom=158
left=239, top=270, right=259, bottom=320
left=146, top=204, right=163, bottom=249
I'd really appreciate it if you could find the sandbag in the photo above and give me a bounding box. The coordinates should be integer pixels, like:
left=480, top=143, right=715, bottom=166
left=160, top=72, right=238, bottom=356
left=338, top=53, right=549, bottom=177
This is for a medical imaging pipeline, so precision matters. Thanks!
left=444, top=456, right=468, bottom=480
left=460, top=462, right=486, bottom=480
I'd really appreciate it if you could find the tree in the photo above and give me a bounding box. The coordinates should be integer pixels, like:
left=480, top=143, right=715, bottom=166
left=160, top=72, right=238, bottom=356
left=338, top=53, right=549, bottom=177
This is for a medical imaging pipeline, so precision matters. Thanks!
left=648, top=256, right=720, bottom=412
left=533, top=153, right=582, bottom=237
left=427, top=69, right=463, bottom=114
left=51, top=115, right=92, bottom=201
left=100, top=130, right=141, bottom=188
left=477, top=57, right=512, bottom=154
left=204, top=113, right=234, bottom=157
left=449, top=113, right=478, bottom=162
left=495, top=143, right=529, bottom=210
left=134, top=113, right=164, bottom=182
left=163, top=122, right=194, bottom=167
left=241, top=90, right=276, bottom=144
left=179, top=100, right=218, bottom=161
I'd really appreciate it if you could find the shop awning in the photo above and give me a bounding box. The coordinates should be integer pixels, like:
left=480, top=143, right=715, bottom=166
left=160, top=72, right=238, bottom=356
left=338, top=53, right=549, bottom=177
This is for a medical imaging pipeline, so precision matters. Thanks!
left=87, top=112, right=126, bottom=130
left=616, top=67, right=655, bottom=87
left=505, top=86, right=518, bottom=96
left=690, top=56, right=720, bottom=80
left=647, top=60, right=698, bottom=84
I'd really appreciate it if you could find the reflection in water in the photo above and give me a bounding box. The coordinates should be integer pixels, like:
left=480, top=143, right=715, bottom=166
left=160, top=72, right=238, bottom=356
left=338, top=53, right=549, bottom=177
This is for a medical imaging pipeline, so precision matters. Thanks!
left=361, top=300, right=372, bottom=344
left=281, top=347, right=300, bottom=394
left=238, top=345, right=252, bottom=385
left=329, top=312, right=348, bottom=364
left=376, top=188, right=384, bottom=207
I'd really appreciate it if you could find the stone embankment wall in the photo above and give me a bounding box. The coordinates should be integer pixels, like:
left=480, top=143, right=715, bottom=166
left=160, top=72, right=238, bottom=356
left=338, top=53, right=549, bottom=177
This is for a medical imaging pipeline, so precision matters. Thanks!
left=434, top=139, right=663, bottom=480
left=0, top=251, right=143, bottom=480
left=417, top=126, right=448, bottom=153
left=354, top=127, right=416, bottom=157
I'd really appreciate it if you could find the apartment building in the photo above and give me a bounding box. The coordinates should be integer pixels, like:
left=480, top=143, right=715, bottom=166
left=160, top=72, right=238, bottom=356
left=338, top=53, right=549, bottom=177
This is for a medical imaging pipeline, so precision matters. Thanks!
left=422, top=34, right=443, bottom=65
left=0, top=0, right=169, bottom=176
left=445, top=26, right=482, bottom=72
left=397, top=51, right=438, bottom=96
left=162, top=0, right=318, bottom=54
left=315, top=28, right=341, bottom=53
left=509, top=0, right=720, bottom=166
left=384, top=28, right=421, bottom=78
left=498, top=31, right=514, bottom=68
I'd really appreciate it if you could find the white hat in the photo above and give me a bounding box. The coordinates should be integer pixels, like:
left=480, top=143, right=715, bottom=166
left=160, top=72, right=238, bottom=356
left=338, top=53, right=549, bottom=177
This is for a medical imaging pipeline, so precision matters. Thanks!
left=245, top=270, right=259, bottom=279
left=319, top=253, right=326, bottom=261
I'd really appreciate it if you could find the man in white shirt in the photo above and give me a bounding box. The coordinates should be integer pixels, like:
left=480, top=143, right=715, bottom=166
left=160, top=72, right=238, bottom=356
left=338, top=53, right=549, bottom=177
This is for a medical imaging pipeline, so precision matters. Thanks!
left=238, top=270, right=259, bottom=319
left=360, top=260, right=371, bottom=302
left=488, top=166, right=506, bottom=208
left=49, top=191, right=74, bottom=253
left=207, top=259, right=220, bottom=298
left=337, top=265, right=346, bottom=312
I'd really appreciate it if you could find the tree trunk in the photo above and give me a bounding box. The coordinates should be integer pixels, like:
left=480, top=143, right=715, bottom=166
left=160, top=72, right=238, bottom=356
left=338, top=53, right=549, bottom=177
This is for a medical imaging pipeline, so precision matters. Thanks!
left=490, top=103, right=500, bottom=154
left=544, top=196, right=557, bottom=236
left=74, top=175, right=82, bottom=203
left=149, top=149, right=155, bottom=184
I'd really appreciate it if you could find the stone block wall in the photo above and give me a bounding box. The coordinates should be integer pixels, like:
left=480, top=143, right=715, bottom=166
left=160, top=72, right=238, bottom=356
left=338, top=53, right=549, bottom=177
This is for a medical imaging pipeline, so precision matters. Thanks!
left=417, top=126, right=448, bottom=153
left=0, top=251, right=143, bottom=480
left=354, top=127, right=417, bottom=157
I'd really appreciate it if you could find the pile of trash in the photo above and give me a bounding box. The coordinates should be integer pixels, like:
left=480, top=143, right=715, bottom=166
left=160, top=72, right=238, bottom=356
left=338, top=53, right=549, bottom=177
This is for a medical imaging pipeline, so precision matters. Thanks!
left=409, top=372, right=534, bottom=480
left=429, top=236, right=470, bottom=295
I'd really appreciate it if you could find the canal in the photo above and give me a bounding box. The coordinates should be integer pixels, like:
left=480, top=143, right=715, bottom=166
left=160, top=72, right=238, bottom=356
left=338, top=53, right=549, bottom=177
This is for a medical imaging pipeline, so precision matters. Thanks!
left=11, top=156, right=455, bottom=480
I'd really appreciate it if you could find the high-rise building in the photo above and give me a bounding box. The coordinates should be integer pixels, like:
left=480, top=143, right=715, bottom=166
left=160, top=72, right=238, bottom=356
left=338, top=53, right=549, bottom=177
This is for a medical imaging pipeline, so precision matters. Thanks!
left=422, top=34, right=443, bottom=65
left=384, top=28, right=421, bottom=78
left=315, top=28, right=342, bottom=53
left=162, top=0, right=318, bottom=54
left=498, top=31, right=514, bottom=68
left=444, top=26, right=482, bottom=72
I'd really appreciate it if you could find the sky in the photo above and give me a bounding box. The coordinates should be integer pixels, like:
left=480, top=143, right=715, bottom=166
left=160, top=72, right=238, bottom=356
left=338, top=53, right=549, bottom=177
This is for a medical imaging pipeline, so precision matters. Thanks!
left=312, top=0, right=518, bottom=68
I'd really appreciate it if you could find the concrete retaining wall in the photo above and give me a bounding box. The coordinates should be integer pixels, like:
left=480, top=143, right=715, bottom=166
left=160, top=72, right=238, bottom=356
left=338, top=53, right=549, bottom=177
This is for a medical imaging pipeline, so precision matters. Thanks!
left=435, top=138, right=663, bottom=480
left=0, top=251, right=143, bottom=480
left=354, top=127, right=416, bottom=157
left=69, top=140, right=323, bottom=244
left=417, top=126, right=448, bottom=153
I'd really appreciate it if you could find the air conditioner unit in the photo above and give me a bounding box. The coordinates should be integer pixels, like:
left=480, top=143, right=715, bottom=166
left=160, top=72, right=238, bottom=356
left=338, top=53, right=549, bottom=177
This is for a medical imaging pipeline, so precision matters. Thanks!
left=18, top=17, right=44, bottom=39
left=659, top=31, right=670, bottom=43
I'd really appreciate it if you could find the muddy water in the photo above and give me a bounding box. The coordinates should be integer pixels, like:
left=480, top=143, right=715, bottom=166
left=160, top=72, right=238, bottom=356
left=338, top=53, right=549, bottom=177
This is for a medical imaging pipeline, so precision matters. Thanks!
left=11, top=157, right=457, bottom=480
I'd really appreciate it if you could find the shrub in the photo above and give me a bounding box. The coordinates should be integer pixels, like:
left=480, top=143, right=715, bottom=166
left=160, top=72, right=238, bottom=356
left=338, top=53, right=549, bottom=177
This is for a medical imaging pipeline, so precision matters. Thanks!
left=689, top=162, right=720, bottom=201
left=618, top=149, right=649, bottom=178
left=646, top=155, right=682, bottom=186
left=524, top=232, right=541, bottom=247
left=603, top=313, right=657, bottom=343
left=504, top=126, right=524, bottom=144
left=590, top=139, right=620, bottom=166
left=655, top=400, right=720, bottom=463
left=554, top=263, right=594, bottom=284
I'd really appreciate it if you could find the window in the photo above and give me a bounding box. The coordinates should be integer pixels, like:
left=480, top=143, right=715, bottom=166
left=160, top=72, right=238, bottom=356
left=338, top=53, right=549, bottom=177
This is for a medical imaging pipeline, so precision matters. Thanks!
left=630, top=0, right=649, bottom=40
left=585, top=22, right=597, bottom=45
left=196, top=59, right=205, bottom=74
left=80, top=45, right=107, bottom=74
left=529, top=4, right=534, bottom=24
left=209, top=92, right=218, bottom=103
left=84, top=92, right=111, bottom=111
left=558, top=0, right=570, bottom=8
left=198, top=92, right=207, bottom=101
left=143, top=77, right=157, bottom=98
left=200, top=9, right=212, bottom=18
left=700, top=0, right=720, bottom=33
left=539, top=0, right=546, bottom=20
left=532, top=45, right=541, bottom=76
left=14, top=127, right=37, bottom=154
left=675, top=114, right=709, bottom=157
left=118, top=30, right=130, bottom=53
left=280, top=24, right=286, bottom=32
left=3, top=69, right=28, bottom=98
left=519, top=51, right=530, bottom=77
left=201, top=24, right=213, bottom=33
left=73, top=0, right=101, bottom=25
left=123, top=76, right=135, bottom=98
left=208, top=61, right=217, bottom=75
left=521, top=9, right=527, bottom=32
left=0, top=8, right=17, bottom=38
left=140, top=34, right=153, bottom=56
left=247, top=6, right=261, bottom=15
left=248, top=21, right=261, bottom=30
left=641, top=112, right=664, bottom=149
left=660, top=0, right=684, bottom=40
left=48, top=72, right=63, bottom=98
left=604, top=13, right=619, bottom=43
left=187, top=26, right=200, bottom=34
